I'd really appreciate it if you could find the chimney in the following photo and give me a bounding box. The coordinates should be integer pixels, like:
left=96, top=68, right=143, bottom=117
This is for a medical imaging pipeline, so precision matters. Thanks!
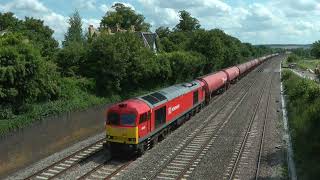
left=88, top=25, right=94, bottom=37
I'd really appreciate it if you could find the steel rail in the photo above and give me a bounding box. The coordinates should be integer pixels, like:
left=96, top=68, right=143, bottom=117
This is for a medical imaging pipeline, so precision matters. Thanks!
left=254, top=65, right=275, bottom=180
left=24, top=138, right=105, bottom=180
left=77, top=157, right=135, bottom=180
left=228, top=73, right=273, bottom=180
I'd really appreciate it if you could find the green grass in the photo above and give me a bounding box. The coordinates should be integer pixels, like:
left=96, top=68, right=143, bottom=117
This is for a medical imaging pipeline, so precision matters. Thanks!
left=282, top=70, right=320, bottom=179
left=296, top=58, right=320, bottom=70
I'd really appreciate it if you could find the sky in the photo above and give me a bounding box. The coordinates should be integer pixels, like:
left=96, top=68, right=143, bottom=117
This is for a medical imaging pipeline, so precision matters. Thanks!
left=0, top=0, right=320, bottom=45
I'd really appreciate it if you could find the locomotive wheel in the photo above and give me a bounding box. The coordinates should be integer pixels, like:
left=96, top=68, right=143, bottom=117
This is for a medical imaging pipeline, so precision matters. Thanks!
left=137, top=144, right=145, bottom=156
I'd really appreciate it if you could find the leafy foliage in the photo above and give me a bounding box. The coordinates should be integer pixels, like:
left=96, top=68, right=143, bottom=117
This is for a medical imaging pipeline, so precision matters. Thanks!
left=155, top=26, right=171, bottom=38
left=175, top=10, right=200, bottom=32
left=55, top=41, right=86, bottom=76
left=291, top=48, right=311, bottom=58
left=0, top=33, right=60, bottom=118
left=100, top=3, right=150, bottom=31
left=83, top=32, right=143, bottom=95
left=282, top=70, right=320, bottom=179
left=0, top=13, right=59, bottom=58
left=63, top=10, right=84, bottom=47
left=19, top=17, right=59, bottom=58
left=0, top=12, right=21, bottom=31
left=311, top=40, right=320, bottom=59
left=287, top=54, right=299, bottom=63
left=157, top=51, right=205, bottom=83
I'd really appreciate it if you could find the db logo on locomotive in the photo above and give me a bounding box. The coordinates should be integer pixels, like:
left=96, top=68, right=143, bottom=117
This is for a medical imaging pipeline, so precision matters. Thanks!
left=168, top=104, right=180, bottom=114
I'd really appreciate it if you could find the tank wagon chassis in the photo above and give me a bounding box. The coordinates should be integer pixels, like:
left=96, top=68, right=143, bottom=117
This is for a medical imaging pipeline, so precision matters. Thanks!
left=104, top=54, right=278, bottom=155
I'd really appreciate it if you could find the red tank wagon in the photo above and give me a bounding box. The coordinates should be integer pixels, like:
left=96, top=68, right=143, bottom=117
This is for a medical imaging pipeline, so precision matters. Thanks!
left=222, top=66, right=240, bottom=84
left=197, top=71, right=228, bottom=103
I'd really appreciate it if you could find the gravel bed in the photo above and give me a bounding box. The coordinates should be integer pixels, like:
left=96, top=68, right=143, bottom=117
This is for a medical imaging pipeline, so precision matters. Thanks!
left=189, top=71, right=268, bottom=180
left=189, top=57, right=284, bottom=180
left=58, top=149, right=109, bottom=179
left=4, top=132, right=105, bottom=180
left=258, top=56, right=287, bottom=179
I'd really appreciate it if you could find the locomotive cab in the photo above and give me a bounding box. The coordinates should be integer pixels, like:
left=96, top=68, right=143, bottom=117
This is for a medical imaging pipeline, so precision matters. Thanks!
left=105, top=99, right=151, bottom=153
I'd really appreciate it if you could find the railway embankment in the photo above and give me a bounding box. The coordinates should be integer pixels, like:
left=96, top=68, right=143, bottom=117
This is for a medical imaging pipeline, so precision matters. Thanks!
left=0, top=104, right=107, bottom=178
left=282, top=70, right=320, bottom=179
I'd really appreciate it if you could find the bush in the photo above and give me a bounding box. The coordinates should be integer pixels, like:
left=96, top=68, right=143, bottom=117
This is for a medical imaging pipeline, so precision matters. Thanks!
left=0, top=33, right=60, bottom=117
left=287, top=54, right=299, bottom=63
left=156, top=51, right=205, bottom=83
left=83, top=32, right=150, bottom=96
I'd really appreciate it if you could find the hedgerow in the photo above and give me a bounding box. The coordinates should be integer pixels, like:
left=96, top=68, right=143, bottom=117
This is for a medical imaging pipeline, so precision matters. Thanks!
left=282, top=70, right=320, bottom=179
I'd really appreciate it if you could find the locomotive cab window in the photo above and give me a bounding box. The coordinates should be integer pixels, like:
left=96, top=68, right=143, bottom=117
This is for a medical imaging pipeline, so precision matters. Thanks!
left=107, top=113, right=120, bottom=125
left=193, top=90, right=199, bottom=105
left=120, top=114, right=136, bottom=126
left=139, top=112, right=148, bottom=123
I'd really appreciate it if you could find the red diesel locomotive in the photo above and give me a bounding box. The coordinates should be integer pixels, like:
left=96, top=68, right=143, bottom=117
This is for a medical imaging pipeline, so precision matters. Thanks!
left=104, top=54, right=278, bottom=154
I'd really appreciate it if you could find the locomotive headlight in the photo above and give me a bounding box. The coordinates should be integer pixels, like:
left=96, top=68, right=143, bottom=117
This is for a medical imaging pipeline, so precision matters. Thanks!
left=107, top=135, right=113, bottom=139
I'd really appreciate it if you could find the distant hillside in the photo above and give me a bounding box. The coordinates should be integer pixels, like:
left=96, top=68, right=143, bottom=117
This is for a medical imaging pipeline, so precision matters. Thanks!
left=258, top=44, right=311, bottom=49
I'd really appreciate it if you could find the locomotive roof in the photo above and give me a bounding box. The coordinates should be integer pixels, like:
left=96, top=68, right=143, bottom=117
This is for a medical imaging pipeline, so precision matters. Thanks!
left=137, top=80, right=201, bottom=108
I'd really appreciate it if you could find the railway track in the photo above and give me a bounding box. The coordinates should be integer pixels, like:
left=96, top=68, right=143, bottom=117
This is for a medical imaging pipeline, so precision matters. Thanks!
left=24, top=138, right=106, bottom=180
left=24, top=60, right=274, bottom=180
left=144, top=67, right=264, bottom=180
left=68, top=63, right=269, bottom=180
left=77, top=158, right=134, bottom=180
left=225, top=72, right=274, bottom=180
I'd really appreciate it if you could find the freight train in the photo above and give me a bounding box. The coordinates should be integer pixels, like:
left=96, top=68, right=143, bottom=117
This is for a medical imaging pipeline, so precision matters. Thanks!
left=104, top=54, right=278, bottom=155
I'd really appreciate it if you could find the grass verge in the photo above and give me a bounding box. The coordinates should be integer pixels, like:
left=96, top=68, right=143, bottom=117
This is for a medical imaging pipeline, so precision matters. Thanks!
left=282, top=70, right=320, bottom=179
left=296, top=59, right=320, bottom=70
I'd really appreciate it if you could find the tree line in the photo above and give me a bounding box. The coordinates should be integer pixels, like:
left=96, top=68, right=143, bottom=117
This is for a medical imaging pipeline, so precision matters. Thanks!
left=0, top=3, right=274, bottom=123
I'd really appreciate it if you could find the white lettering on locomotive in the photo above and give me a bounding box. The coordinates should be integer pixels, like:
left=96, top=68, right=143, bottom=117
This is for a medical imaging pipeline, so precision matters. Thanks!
left=168, top=104, right=180, bottom=114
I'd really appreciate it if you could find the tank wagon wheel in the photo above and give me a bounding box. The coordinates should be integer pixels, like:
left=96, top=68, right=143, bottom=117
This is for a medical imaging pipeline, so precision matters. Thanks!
left=192, top=110, right=196, bottom=116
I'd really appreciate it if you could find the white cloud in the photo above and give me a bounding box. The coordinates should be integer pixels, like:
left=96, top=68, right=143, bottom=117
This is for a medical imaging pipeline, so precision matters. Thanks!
left=82, top=18, right=100, bottom=31
left=78, top=0, right=96, bottom=10
left=99, top=4, right=109, bottom=13
left=42, top=12, right=68, bottom=41
left=1, top=0, right=320, bottom=44
left=137, top=0, right=320, bottom=44
left=0, top=0, right=68, bottom=42
left=1, top=0, right=49, bottom=13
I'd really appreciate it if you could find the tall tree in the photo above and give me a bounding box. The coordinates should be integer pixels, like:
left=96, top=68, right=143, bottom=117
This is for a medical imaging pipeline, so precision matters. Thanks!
left=100, top=3, right=150, bottom=32
left=156, top=26, right=171, bottom=38
left=0, top=12, right=20, bottom=31
left=63, top=10, right=84, bottom=46
left=20, top=17, right=59, bottom=58
left=311, top=40, right=320, bottom=59
left=0, top=33, right=60, bottom=115
left=175, top=10, right=200, bottom=32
